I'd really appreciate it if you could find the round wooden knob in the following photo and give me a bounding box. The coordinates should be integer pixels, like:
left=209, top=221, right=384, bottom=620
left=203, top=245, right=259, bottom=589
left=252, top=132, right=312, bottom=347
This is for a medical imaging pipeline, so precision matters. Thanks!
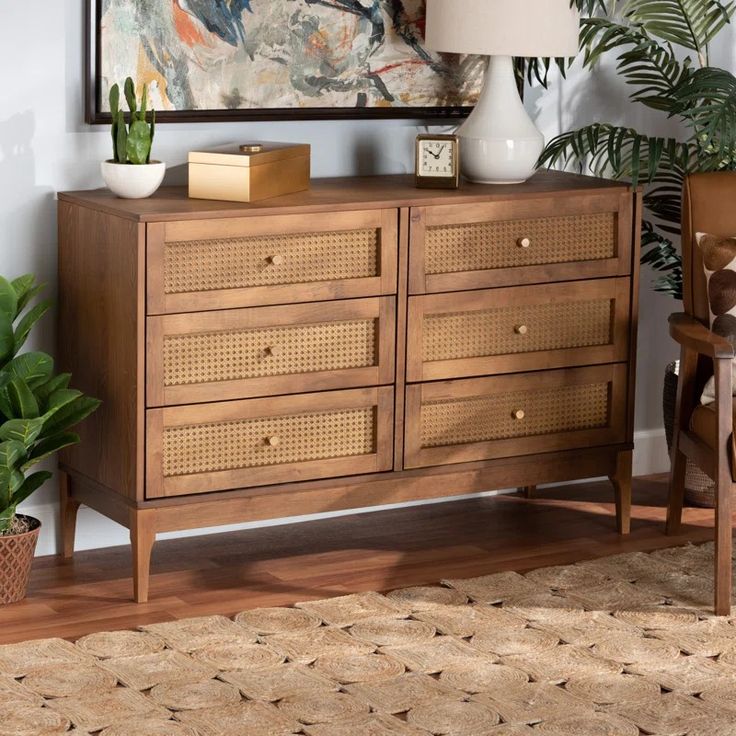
left=514, top=324, right=528, bottom=335
left=518, top=237, right=531, bottom=249
left=269, top=254, right=284, bottom=266
left=512, top=409, right=526, bottom=420
left=266, top=345, right=282, bottom=356
left=265, top=436, right=281, bottom=447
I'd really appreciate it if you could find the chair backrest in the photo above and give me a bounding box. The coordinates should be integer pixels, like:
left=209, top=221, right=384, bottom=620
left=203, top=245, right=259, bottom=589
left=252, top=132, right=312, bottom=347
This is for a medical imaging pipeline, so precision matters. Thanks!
left=683, top=172, right=736, bottom=321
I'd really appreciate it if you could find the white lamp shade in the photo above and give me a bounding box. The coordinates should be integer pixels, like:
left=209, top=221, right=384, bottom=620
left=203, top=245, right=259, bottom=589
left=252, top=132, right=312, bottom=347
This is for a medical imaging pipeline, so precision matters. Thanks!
left=425, top=0, right=580, bottom=58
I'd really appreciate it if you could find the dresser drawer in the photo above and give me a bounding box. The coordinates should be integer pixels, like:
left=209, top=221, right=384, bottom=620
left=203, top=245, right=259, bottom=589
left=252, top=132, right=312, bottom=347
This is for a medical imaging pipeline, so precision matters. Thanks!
left=404, top=365, right=627, bottom=469
left=407, top=279, right=630, bottom=382
left=146, top=387, right=394, bottom=498
left=147, top=297, right=395, bottom=406
left=409, top=193, right=631, bottom=294
left=147, top=210, right=398, bottom=314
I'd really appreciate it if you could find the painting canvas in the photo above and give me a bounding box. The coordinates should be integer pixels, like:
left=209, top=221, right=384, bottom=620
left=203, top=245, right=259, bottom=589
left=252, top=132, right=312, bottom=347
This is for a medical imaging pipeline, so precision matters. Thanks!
left=87, top=0, right=484, bottom=122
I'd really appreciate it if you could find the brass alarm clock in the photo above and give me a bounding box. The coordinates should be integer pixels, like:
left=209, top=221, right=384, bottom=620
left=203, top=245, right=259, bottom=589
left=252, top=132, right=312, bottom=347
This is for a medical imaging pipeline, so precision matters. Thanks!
left=415, top=133, right=460, bottom=189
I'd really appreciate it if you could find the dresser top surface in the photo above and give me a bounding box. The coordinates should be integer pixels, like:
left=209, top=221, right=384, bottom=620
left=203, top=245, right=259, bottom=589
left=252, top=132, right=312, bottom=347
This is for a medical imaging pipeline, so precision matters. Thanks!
left=58, top=170, right=632, bottom=222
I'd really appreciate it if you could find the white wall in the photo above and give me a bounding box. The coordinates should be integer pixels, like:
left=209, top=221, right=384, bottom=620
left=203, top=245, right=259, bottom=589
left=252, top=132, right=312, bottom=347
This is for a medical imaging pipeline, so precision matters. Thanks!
left=3, top=0, right=701, bottom=555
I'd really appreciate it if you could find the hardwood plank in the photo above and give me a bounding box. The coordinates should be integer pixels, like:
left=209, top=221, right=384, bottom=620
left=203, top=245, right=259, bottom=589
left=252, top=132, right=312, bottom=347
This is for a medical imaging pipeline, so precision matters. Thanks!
left=0, top=475, right=720, bottom=644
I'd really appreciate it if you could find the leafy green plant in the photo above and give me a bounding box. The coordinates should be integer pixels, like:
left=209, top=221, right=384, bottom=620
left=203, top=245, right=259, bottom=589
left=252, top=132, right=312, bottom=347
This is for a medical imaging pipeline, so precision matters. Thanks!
left=109, top=77, right=156, bottom=165
left=0, top=276, right=99, bottom=533
left=525, top=0, right=736, bottom=298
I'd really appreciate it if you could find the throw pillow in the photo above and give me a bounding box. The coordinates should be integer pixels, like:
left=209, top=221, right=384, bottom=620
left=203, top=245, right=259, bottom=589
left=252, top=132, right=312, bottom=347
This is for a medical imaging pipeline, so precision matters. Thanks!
left=697, top=231, right=736, bottom=404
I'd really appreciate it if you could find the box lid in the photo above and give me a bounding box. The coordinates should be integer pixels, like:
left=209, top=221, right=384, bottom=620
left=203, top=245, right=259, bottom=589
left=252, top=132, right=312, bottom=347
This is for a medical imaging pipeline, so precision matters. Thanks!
left=188, top=142, right=310, bottom=168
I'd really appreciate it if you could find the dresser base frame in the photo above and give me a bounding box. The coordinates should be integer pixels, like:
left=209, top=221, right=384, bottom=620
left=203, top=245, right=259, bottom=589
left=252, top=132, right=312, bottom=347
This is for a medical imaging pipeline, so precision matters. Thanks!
left=60, top=445, right=632, bottom=603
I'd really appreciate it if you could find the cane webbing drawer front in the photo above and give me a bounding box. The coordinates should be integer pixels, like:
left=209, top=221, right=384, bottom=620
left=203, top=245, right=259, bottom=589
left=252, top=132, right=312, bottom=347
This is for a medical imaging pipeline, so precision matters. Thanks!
left=409, top=193, right=632, bottom=294
left=147, top=298, right=395, bottom=406
left=148, top=210, right=398, bottom=313
left=404, top=365, right=627, bottom=469
left=146, top=387, right=394, bottom=497
left=407, top=279, right=630, bottom=381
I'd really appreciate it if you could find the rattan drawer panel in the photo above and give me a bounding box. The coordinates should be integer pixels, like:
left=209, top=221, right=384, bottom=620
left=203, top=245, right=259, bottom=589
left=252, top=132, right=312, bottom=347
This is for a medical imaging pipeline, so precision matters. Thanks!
left=148, top=210, right=398, bottom=314
left=407, top=279, right=630, bottom=381
left=404, top=365, right=627, bottom=469
left=409, top=193, right=632, bottom=293
left=146, top=387, right=394, bottom=498
left=424, top=213, right=615, bottom=272
left=147, top=298, right=395, bottom=406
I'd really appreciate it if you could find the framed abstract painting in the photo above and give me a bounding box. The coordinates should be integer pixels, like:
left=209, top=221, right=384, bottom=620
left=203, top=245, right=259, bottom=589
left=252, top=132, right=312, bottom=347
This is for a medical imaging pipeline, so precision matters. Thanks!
left=85, top=0, right=484, bottom=123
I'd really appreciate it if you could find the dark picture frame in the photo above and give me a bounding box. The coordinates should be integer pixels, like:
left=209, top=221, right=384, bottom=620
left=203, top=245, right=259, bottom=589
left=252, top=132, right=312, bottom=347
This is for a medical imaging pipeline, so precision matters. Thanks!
left=84, top=0, right=479, bottom=125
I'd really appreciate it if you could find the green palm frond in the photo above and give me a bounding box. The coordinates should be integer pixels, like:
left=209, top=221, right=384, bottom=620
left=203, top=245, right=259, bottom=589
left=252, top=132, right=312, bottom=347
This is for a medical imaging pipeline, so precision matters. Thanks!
left=640, top=222, right=683, bottom=297
left=671, top=67, right=736, bottom=163
left=624, top=0, right=735, bottom=61
left=518, top=57, right=570, bottom=88
left=540, top=123, right=691, bottom=186
left=538, top=0, right=736, bottom=298
left=580, top=19, right=692, bottom=111
left=644, top=163, right=690, bottom=230
left=574, top=0, right=613, bottom=14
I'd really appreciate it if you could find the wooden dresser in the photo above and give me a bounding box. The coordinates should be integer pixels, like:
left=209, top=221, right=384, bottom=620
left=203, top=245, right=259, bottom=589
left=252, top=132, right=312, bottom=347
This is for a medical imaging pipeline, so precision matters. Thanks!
left=57, top=171, right=641, bottom=602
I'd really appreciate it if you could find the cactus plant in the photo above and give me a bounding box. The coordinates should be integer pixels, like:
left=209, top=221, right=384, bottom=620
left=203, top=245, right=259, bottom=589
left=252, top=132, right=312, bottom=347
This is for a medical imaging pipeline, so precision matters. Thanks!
left=0, top=275, right=99, bottom=534
left=109, top=77, right=156, bottom=165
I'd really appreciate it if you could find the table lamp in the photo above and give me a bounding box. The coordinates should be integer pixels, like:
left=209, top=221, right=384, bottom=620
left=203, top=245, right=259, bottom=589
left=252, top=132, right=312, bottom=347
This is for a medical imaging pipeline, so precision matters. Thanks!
left=425, top=0, right=580, bottom=184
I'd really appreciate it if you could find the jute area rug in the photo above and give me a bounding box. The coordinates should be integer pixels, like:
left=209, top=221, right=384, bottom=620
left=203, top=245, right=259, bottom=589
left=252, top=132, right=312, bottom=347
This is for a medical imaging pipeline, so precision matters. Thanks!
left=3, top=543, right=736, bottom=736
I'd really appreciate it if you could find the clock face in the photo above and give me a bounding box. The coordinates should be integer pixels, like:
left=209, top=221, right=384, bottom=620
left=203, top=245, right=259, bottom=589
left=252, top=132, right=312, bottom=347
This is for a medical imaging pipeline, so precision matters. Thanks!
left=419, top=139, right=455, bottom=178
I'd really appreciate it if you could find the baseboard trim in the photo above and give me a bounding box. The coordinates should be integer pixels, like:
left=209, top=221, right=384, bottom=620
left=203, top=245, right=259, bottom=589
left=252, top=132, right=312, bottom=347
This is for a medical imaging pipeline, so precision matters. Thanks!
left=632, top=428, right=669, bottom=477
left=23, top=428, right=669, bottom=557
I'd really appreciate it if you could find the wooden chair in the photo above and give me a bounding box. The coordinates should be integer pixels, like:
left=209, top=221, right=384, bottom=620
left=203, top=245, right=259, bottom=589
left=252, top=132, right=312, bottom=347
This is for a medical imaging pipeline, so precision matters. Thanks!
left=667, top=172, right=736, bottom=615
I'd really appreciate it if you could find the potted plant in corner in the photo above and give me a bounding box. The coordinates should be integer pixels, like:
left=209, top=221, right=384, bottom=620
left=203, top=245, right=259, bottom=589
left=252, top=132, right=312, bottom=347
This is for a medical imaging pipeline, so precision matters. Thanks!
left=529, top=0, right=736, bottom=507
left=0, top=274, right=99, bottom=604
left=101, top=77, right=164, bottom=199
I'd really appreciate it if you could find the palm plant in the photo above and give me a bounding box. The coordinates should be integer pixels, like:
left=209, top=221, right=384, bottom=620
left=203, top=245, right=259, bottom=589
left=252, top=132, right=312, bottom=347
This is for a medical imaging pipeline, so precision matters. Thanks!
left=525, top=0, right=736, bottom=299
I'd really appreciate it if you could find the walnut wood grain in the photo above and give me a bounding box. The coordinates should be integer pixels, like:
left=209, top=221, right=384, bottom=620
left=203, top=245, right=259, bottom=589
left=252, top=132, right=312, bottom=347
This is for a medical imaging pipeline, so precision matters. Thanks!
left=146, top=297, right=395, bottom=406
left=58, top=171, right=631, bottom=223
left=57, top=170, right=640, bottom=602
left=146, top=387, right=394, bottom=498
left=669, top=313, right=735, bottom=359
left=147, top=209, right=398, bottom=314
left=406, top=278, right=631, bottom=382
left=403, top=364, right=629, bottom=470
left=408, top=192, right=632, bottom=294
left=57, top=203, right=145, bottom=501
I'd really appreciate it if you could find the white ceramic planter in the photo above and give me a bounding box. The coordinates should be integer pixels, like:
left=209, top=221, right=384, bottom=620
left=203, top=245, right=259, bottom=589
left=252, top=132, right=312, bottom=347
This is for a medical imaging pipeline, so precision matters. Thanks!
left=101, top=160, right=166, bottom=199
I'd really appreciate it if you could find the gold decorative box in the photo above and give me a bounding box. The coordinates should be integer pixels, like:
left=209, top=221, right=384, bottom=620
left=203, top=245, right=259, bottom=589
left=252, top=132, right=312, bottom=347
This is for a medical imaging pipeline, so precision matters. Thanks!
left=188, top=142, right=311, bottom=203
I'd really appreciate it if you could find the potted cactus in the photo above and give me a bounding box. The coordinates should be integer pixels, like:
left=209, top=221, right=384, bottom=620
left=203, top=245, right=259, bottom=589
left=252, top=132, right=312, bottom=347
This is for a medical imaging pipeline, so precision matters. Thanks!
left=0, top=274, right=99, bottom=604
left=101, top=77, right=164, bottom=199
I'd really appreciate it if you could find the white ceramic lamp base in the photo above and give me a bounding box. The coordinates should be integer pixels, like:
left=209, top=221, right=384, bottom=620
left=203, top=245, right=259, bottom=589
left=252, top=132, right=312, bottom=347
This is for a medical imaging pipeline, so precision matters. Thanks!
left=458, top=55, right=544, bottom=185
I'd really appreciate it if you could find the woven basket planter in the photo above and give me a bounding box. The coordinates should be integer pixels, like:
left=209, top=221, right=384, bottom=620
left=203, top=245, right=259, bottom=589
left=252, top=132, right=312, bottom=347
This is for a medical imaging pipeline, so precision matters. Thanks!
left=663, top=361, right=724, bottom=508
left=0, top=515, right=40, bottom=605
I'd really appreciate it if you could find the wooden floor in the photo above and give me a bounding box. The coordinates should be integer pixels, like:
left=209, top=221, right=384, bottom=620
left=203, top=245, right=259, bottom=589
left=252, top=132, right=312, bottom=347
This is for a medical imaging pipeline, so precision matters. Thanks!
left=0, top=475, right=721, bottom=644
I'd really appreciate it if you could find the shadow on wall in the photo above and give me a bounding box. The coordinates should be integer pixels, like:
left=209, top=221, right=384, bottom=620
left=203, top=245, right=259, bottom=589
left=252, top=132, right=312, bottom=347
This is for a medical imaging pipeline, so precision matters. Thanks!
left=0, top=111, right=56, bottom=286
left=0, top=111, right=60, bottom=520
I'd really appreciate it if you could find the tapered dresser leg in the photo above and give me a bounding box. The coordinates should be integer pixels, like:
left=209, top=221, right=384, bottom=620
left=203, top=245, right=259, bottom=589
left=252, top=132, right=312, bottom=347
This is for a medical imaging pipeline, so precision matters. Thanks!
left=59, top=470, right=81, bottom=559
left=610, top=450, right=632, bottom=535
left=130, top=510, right=156, bottom=603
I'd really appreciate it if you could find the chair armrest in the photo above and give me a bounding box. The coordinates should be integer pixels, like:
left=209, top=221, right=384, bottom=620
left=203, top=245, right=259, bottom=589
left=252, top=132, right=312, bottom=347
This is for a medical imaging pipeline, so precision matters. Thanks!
left=669, top=313, right=735, bottom=360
